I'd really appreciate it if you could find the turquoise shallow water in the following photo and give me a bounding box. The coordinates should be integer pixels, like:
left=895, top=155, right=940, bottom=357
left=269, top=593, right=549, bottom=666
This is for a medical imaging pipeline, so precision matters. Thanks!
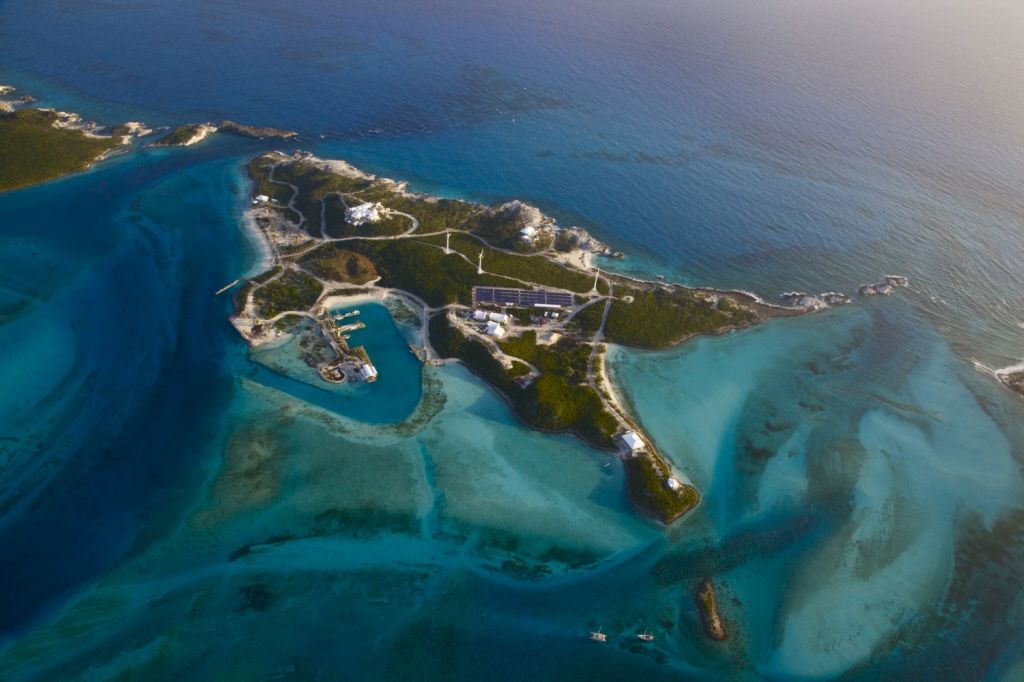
left=249, top=303, right=423, bottom=424
left=1, top=0, right=1024, bottom=679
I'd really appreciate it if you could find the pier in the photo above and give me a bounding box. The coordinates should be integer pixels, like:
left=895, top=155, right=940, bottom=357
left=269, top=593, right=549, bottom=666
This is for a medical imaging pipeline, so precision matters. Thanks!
left=315, top=308, right=378, bottom=384
left=214, top=278, right=240, bottom=296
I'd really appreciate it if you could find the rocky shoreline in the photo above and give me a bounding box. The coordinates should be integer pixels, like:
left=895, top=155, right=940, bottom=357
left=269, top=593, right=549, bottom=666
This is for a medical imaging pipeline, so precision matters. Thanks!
left=0, top=84, right=157, bottom=191
left=0, top=84, right=35, bottom=112
left=1, top=84, right=151, bottom=143
left=996, top=365, right=1024, bottom=399
left=151, top=123, right=219, bottom=147
left=153, top=120, right=299, bottom=147
left=858, top=274, right=909, bottom=297
left=219, top=120, right=298, bottom=140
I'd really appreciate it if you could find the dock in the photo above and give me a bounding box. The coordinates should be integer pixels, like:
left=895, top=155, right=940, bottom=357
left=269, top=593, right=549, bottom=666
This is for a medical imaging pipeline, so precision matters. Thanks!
left=214, top=278, right=241, bottom=296
left=337, top=321, right=365, bottom=334
left=316, top=309, right=377, bottom=384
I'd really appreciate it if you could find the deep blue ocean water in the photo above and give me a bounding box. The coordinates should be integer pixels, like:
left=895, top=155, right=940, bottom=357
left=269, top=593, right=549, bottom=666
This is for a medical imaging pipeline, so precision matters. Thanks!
left=1, top=0, right=1023, bottom=679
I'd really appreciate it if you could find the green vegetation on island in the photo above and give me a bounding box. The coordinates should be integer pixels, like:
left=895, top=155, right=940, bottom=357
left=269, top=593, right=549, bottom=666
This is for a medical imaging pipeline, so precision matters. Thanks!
left=696, top=578, right=728, bottom=641
left=623, top=452, right=700, bottom=523
left=245, top=155, right=295, bottom=206
left=0, top=109, right=119, bottom=192
left=342, top=239, right=513, bottom=306
left=351, top=184, right=481, bottom=234
left=322, top=195, right=411, bottom=238
left=219, top=120, right=297, bottom=140
left=235, top=151, right=794, bottom=527
left=429, top=316, right=617, bottom=448
left=418, top=232, right=606, bottom=294
left=464, top=202, right=551, bottom=253
left=269, top=160, right=373, bottom=237
left=299, top=244, right=378, bottom=284
left=252, top=269, right=323, bottom=318
left=152, top=123, right=215, bottom=147
left=574, top=283, right=754, bottom=348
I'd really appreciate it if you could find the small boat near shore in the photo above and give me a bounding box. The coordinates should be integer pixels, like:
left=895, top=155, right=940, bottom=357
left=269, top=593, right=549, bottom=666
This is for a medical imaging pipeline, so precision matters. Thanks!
left=589, top=628, right=607, bottom=642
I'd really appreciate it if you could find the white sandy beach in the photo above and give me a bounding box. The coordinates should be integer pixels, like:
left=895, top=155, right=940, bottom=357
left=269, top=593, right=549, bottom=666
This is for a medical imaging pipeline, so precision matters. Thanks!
left=240, top=208, right=276, bottom=276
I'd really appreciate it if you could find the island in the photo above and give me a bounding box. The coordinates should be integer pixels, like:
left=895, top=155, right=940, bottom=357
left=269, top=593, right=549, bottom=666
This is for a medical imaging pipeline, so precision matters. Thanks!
left=997, top=365, right=1024, bottom=399
left=153, top=120, right=298, bottom=147
left=0, top=84, right=148, bottom=192
left=229, top=150, right=814, bottom=524
left=219, top=120, right=298, bottom=140
left=152, top=123, right=219, bottom=147
left=696, top=579, right=728, bottom=641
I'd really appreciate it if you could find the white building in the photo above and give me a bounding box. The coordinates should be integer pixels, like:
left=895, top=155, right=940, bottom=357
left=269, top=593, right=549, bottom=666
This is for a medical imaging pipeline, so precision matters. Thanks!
left=472, top=309, right=489, bottom=321
left=359, top=364, right=378, bottom=382
left=666, top=477, right=682, bottom=490
left=488, top=312, right=508, bottom=324
left=484, top=320, right=506, bottom=338
left=520, top=225, right=537, bottom=240
left=621, top=431, right=645, bottom=452
left=253, top=194, right=270, bottom=204
left=346, top=202, right=381, bottom=225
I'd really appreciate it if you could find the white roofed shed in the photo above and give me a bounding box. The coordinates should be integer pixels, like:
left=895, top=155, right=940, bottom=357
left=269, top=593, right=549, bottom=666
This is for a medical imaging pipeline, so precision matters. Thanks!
left=621, top=431, right=645, bottom=452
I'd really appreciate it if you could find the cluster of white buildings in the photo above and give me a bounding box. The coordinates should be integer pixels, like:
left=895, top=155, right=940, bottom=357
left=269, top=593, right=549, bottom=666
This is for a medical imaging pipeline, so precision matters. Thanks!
left=346, top=202, right=382, bottom=225
left=472, top=309, right=508, bottom=338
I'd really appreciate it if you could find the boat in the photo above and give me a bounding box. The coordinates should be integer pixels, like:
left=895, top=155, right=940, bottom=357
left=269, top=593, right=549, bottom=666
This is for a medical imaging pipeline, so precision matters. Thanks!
left=637, top=630, right=655, bottom=642
left=589, top=628, right=607, bottom=642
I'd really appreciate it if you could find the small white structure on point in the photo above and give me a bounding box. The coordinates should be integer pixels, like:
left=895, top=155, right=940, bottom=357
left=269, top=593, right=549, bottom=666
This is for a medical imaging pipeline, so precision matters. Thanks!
left=621, top=430, right=645, bottom=452
left=253, top=194, right=270, bottom=204
left=359, top=364, right=379, bottom=382
left=346, top=202, right=381, bottom=225
left=520, top=225, right=537, bottom=241
left=666, top=477, right=682, bottom=490
left=484, top=321, right=506, bottom=338
left=473, top=309, right=489, bottom=322
left=488, top=312, right=508, bottom=324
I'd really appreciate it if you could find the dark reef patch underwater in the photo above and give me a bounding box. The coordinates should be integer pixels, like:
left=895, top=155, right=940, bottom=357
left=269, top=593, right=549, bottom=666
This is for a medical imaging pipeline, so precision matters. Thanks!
left=2, top=0, right=1024, bottom=679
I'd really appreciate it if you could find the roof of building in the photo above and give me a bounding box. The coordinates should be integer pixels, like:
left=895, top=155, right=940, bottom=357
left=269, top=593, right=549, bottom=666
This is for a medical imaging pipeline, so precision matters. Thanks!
left=621, top=431, right=645, bottom=451
left=484, top=320, right=506, bottom=337
left=472, top=310, right=488, bottom=321
left=488, top=312, right=508, bottom=323
left=346, top=202, right=380, bottom=225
